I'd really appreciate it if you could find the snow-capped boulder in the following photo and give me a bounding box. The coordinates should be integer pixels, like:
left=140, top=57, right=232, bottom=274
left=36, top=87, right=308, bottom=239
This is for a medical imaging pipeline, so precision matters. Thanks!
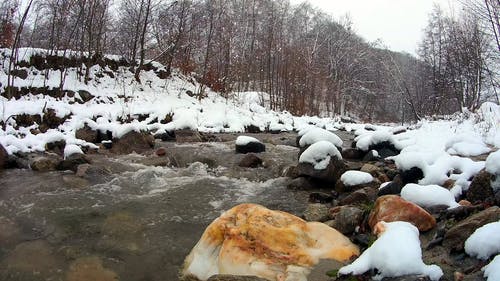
left=338, top=221, right=443, bottom=281
left=298, top=127, right=343, bottom=151
left=336, top=170, right=376, bottom=192
left=297, top=141, right=346, bottom=184
left=443, top=206, right=500, bottom=252
left=401, top=183, right=460, bottom=209
left=64, top=144, right=84, bottom=159
left=235, top=136, right=265, bottom=154
left=368, top=195, right=436, bottom=232
left=181, top=203, right=359, bottom=281
left=465, top=220, right=500, bottom=260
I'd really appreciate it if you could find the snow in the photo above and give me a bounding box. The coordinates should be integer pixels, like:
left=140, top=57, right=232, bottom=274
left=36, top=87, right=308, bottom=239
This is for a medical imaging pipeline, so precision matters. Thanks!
left=63, top=144, right=84, bottom=159
left=338, top=221, right=443, bottom=281
left=235, top=136, right=261, bottom=146
left=355, top=130, right=400, bottom=152
left=445, top=134, right=490, bottom=156
left=298, top=141, right=341, bottom=170
left=298, top=127, right=343, bottom=148
left=486, top=150, right=500, bottom=175
left=465, top=221, right=500, bottom=260
left=484, top=255, right=500, bottom=281
left=400, top=183, right=460, bottom=209
left=340, top=171, right=374, bottom=186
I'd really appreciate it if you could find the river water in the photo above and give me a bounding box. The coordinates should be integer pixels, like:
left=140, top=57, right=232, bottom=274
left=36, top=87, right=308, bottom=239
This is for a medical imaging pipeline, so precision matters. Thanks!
left=1, top=132, right=356, bottom=281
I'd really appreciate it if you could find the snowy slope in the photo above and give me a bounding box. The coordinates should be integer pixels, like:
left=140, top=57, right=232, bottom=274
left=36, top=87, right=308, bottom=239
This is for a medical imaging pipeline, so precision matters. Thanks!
left=0, top=48, right=342, bottom=154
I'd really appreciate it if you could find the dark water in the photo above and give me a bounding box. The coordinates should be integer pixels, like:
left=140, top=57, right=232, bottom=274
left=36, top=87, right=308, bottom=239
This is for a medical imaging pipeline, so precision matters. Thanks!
left=0, top=134, right=318, bottom=281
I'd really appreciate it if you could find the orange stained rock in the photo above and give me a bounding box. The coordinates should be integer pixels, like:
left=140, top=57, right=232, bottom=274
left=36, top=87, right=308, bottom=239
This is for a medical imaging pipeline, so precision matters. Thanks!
left=182, top=203, right=360, bottom=281
left=368, top=195, right=437, bottom=232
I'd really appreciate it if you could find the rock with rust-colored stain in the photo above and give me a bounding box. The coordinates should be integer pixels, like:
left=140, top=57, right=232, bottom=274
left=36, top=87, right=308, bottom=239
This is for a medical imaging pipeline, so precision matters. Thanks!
left=368, top=195, right=436, bottom=232
left=181, top=203, right=359, bottom=281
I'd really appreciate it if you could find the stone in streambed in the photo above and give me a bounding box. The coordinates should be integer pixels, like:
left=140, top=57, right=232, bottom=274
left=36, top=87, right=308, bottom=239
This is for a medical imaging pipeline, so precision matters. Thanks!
left=181, top=204, right=359, bottom=281
left=368, top=195, right=436, bottom=232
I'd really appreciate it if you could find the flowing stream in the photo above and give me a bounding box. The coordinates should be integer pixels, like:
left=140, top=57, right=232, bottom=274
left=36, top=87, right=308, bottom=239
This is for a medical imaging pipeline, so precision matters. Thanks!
left=0, top=132, right=355, bottom=281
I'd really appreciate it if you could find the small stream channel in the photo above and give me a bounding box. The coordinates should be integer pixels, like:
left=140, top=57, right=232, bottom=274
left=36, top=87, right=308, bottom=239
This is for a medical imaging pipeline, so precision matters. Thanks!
left=0, top=132, right=355, bottom=281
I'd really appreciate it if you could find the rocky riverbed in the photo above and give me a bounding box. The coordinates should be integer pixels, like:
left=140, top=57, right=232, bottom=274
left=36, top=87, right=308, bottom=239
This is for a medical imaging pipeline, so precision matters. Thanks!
left=0, top=131, right=497, bottom=281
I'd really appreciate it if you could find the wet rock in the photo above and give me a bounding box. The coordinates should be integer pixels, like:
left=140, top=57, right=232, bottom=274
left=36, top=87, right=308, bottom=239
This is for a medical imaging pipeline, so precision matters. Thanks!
left=99, top=212, right=146, bottom=254
left=244, top=125, right=261, bottom=133
left=0, top=143, right=7, bottom=169
left=361, top=163, right=382, bottom=176
left=303, top=203, right=330, bottom=222
left=154, top=130, right=175, bottom=141
left=139, top=156, right=171, bottom=167
left=366, top=141, right=400, bottom=159
left=362, top=150, right=380, bottom=161
left=111, top=130, right=154, bottom=154
left=206, top=275, right=268, bottom=281
left=309, top=192, right=334, bottom=204
left=341, top=148, right=364, bottom=160
left=378, top=175, right=404, bottom=196
left=181, top=204, right=359, bottom=281
left=30, top=155, right=62, bottom=171
left=75, top=125, right=98, bottom=143
left=368, top=195, right=436, bottom=232
left=175, top=129, right=203, bottom=143
left=75, top=164, right=113, bottom=183
left=77, top=89, right=95, bottom=103
left=58, top=153, right=90, bottom=172
left=238, top=153, right=263, bottom=168
left=329, top=205, right=364, bottom=234
left=63, top=175, right=91, bottom=189
left=339, top=187, right=377, bottom=206
left=156, top=147, right=167, bottom=156
left=401, top=167, right=425, bottom=184
left=46, top=139, right=66, bottom=155
left=287, top=177, right=315, bottom=190
left=0, top=217, right=21, bottom=245
left=11, top=68, right=28, bottom=79
left=235, top=140, right=266, bottom=154
left=282, top=165, right=299, bottom=178
left=297, top=157, right=347, bottom=184
left=3, top=240, right=60, bottom=274
left=66, top=256, right=118, bottom=281
left=466, top=170, right=494, bottom=204
left=443, top=206, right=500, bottom=252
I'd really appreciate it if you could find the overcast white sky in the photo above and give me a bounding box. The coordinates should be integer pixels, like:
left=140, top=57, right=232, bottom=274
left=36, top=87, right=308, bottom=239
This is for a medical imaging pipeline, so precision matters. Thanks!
left=290, top=0, right=458, bottom=55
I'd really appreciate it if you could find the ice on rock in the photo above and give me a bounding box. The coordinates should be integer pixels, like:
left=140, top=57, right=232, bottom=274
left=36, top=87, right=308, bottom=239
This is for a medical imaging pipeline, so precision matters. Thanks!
left=299, top=141, right=341, bottom=170
left=338, top=221, right=443, bottom=281
left=465, top=220, right=500, bottom=260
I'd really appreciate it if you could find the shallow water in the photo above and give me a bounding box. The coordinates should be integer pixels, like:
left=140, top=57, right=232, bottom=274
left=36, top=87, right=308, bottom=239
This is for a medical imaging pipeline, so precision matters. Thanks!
left=0, top=133, right=320, bottom=281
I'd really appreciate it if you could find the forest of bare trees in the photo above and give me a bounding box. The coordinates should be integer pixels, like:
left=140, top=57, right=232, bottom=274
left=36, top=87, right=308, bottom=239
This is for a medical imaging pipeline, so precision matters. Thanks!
left=1, top=0, right=499, bottom=122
